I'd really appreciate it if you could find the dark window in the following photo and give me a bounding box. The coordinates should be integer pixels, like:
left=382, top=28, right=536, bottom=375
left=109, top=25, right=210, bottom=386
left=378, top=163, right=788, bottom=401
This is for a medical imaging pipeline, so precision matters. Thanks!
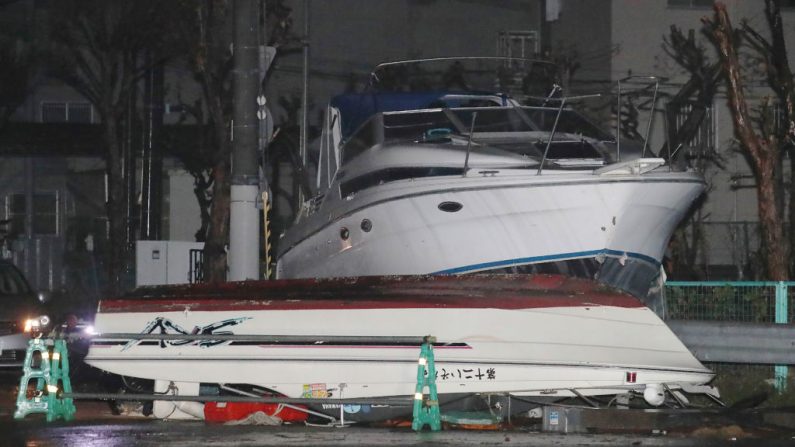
left=667, top=0, right=714, bottom=8
left=6, top=193, right=58, bottom=236
left=523, top=108, right=614, bottom=141
left=33, top=194, right=57, bottom=235
left=68, top=103, right=93, bottom=123
left=41, top=102, right=93, bottom=123
left=535, top=141, right=602, bottom=159
left=450, top=108, right=534, bottom=133
left=0, top=263, right=32, bottom=296
left=341, top=119, right=380, bottom=165
left=41, top=103, right=67, bottom=123
left=340, top=167, right=464, bottom=197
left=383, top=110, right=458, bottom=141
left=7, top=194, right=25, bottom=236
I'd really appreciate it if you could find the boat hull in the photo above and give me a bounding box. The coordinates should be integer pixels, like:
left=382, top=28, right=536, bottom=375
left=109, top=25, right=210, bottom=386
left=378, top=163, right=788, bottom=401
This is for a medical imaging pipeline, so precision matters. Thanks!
left=85, top=276, right=712, bottom=402
left=277, top=170, right=704, bottom=298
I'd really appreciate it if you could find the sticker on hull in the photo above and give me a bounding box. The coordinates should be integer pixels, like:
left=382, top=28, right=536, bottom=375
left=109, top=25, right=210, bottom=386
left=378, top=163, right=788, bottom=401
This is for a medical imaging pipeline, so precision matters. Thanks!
left=123, top=316, right=252, bottom=351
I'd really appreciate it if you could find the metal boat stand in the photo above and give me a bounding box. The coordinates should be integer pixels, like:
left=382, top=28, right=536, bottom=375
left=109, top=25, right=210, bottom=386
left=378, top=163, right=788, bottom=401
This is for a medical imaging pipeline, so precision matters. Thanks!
left=17, top=332, right=441, bottom=431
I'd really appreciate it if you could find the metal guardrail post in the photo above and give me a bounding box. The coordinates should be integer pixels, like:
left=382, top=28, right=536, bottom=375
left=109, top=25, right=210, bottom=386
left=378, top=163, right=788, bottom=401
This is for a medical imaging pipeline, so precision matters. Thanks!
left=775, top=281, right=788, bottom=393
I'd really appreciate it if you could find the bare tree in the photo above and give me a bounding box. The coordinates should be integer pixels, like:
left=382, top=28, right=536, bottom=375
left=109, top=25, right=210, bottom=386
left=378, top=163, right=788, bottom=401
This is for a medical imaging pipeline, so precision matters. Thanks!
left=179, top=0, right=235, bottom=282
left=48, top=0, right=175, bottom=292
left=705, top=1, right=789, bottom=280
left=740, top=0, right=795, bottom=273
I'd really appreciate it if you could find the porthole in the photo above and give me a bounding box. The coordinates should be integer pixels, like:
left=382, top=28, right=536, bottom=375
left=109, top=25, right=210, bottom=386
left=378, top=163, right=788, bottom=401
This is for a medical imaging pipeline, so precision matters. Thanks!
left=361, top=219, right=372, bottom=232
left=340, top=227, right=350, bottom=240
left=438, top=201, right=463, bottom=213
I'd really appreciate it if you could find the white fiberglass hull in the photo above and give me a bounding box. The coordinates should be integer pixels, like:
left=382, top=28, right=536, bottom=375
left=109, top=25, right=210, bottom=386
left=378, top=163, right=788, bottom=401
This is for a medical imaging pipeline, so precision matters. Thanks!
left=277, top=168, right=704, bottom=299
left=85, top=276, right=712, bottom=401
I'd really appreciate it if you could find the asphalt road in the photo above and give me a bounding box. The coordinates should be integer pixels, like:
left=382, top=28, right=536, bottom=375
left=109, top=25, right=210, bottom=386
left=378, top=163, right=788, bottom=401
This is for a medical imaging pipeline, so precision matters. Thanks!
left=3, top=372, right=795, bottom=446
left=6, top=420, right=795, bottom=447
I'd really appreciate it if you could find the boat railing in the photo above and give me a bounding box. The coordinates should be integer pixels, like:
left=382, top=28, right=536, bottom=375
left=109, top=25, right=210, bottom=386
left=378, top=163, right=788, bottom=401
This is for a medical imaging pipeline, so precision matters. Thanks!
left=616, top=75, right=663, bottom=162
left=532, top=94, right=601, bottom=176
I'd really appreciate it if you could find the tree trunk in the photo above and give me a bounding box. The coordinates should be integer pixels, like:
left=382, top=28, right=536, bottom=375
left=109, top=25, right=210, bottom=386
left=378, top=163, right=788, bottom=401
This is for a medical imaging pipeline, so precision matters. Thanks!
left=104, top=116, right=130, bottom=294
left=202, top=91, right=232, bottom=282
left=757, top=156, right=789, bottom=279
left=204, top=159, right=230, bottom=282
left=710, top=2, right=790, bottom=280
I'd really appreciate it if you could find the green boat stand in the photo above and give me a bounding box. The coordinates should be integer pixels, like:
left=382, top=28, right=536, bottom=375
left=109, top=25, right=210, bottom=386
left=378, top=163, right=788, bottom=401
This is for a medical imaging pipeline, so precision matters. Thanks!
left=14, top=337, right=76, bottom=421
left=412, top=336, right=441, bottom=432
left=14, top=333, right=436, bottom=428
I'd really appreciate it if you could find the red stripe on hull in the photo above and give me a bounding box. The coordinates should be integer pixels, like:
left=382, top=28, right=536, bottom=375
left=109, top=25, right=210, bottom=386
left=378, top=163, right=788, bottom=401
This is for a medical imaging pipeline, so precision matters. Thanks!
left=98, top=274, right=644, bottom=313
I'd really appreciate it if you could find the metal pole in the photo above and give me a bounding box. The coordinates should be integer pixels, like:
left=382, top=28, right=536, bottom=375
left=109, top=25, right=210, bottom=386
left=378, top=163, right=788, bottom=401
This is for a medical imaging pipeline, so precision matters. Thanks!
left=229, top=0, right=262, bottom=281
left=537, top=98, right=566, bottom=175
left=663, top=98, right=672, bottom=171
left=299, top=0, right=310, bottom=205
left=140, top=51, right=164, bottom=240
left=220, top=383, right=336, bottom=422
left=641, top=78, right=659, bottom=158
left=616, top=80, right=621, bottom=162
left=775, top=281, right=788, bottom=393
left=463, top=112, right=477, bottom=173
left=62, top=392, right=411, bottom=406
left=125, top=89, right=137, bottom=246
left=23, top=158, right=33, bottom=280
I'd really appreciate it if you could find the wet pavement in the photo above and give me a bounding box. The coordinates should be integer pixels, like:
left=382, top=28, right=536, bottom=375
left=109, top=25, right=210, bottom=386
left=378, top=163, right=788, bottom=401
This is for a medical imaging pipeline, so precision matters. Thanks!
left=6, top=420, right=795, bottom=447
left=3, top=373, right=795, bottom=446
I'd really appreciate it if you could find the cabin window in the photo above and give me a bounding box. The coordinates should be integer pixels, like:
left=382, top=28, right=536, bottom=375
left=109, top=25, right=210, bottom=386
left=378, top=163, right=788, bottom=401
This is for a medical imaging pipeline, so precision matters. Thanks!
left=450, top=108, right=533, bottom=133
left=534, top=141, right=602, bottom=159
left=522, top=108, right=614, bottom=141
left=341, top=118, right=380, bottom=165
left=382, top=111, right=457, bottom=141
left=340, top=167, right=464, bottom=197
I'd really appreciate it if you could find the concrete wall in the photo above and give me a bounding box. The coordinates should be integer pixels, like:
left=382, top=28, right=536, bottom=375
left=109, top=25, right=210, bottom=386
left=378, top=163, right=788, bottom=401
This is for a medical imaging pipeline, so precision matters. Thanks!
left=267, top=0, right=542, bottom=128
left=549, top=0, right=612, bottom=83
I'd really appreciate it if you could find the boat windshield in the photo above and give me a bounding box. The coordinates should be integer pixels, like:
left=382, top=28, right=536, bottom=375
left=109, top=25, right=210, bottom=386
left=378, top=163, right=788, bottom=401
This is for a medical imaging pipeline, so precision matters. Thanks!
left=448, top=108, right=535, bottom=133
left=379, top=107, right=610, bottom=141
left=382, top=110, right=460, bottom=140
left=522, top=108, right=614, bottom=141
left=340, top=106, right=612, bottom=165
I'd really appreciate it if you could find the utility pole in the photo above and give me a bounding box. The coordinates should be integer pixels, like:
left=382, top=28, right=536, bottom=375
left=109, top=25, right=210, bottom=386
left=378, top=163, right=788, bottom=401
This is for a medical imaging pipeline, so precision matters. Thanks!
left=299, top=0, right=310, bottom=205
left=229, top=0, right=261, bottom=281
left=139, top=51, right=164, bottom=241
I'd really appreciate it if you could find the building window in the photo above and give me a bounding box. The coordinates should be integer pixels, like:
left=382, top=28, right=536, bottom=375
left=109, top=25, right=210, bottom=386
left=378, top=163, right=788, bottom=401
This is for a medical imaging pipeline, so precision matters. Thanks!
left=40, top=102, right=93, bottom=123
left=667, top=0, right=714, bottom=8
left=7, top=194, right=25, bottom=236
left=670, top=0, right=795, bottom=8
left=6, top=193, right=59, bottom=236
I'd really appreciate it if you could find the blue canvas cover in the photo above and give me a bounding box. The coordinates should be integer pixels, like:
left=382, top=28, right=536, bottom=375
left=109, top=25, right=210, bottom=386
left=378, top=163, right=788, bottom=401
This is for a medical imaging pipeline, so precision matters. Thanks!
left=330, top=91, right=504, bottom=139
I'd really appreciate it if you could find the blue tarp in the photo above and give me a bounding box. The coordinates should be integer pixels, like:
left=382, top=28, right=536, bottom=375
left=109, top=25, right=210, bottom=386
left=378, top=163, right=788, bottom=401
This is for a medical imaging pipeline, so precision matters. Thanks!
left=330, top=91, right=503, bottom=138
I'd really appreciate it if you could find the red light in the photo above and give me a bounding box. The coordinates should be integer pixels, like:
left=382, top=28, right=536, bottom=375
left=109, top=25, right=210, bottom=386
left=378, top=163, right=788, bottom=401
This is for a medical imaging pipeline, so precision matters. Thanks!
left=626, top=372, right=637, bottom=383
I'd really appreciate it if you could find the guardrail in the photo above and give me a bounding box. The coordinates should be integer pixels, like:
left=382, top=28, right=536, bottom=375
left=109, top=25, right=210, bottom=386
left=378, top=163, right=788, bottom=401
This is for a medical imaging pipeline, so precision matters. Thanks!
left=665, top=281, right=792, bottom=392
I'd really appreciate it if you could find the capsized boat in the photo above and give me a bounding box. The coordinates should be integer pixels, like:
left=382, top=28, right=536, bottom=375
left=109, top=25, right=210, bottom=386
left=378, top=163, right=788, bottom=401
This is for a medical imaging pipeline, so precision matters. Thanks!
left=85, top=274, right=717, bottom=420
left=276, top=58, right=705, bottom=307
